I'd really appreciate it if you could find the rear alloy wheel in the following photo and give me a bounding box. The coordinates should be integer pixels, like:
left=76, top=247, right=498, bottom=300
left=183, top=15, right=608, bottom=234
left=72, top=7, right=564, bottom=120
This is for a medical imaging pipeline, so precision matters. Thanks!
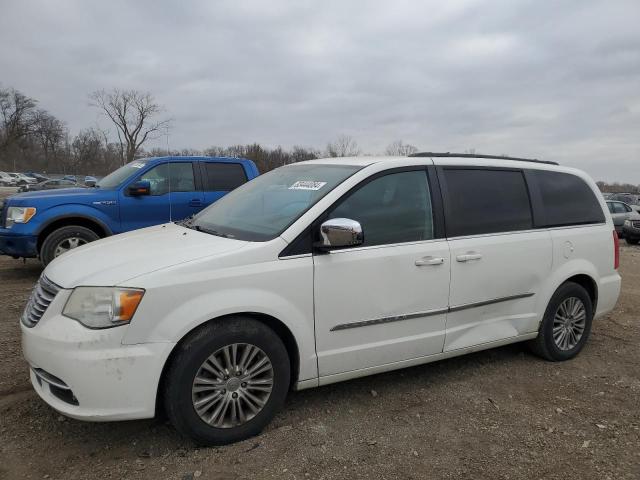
left=163, top=317, right=290, bottom=445
left=40, top=225, right=99, bottom=266
left=530, top=282, right=593, bottom=361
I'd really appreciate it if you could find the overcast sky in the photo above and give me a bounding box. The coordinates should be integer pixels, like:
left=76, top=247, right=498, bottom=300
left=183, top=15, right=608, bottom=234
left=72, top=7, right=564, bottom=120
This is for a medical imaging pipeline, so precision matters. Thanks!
left=1, top=0, right=639, bottom=182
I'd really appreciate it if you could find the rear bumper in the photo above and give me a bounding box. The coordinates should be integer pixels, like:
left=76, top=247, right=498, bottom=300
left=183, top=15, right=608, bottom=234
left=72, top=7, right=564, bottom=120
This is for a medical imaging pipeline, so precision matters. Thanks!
left=0, top=229, right=38, bottom=257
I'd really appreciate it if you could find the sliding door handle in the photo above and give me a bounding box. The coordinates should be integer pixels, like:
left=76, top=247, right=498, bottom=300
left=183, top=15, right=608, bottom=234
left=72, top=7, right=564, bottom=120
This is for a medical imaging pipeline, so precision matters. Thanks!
left=415, top=256, right=445, bottom=266
left=456, top=252, right=483, bottom=262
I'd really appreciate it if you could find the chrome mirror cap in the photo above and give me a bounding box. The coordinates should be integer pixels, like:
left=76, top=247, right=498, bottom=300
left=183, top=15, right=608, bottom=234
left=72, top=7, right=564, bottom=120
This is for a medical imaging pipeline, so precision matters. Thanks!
left=318, top=218, right=364, bottom=249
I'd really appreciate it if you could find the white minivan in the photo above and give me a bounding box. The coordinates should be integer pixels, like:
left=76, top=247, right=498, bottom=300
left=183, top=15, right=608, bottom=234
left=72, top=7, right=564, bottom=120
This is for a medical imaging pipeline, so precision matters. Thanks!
left=21, top=153, right=621, bottom=445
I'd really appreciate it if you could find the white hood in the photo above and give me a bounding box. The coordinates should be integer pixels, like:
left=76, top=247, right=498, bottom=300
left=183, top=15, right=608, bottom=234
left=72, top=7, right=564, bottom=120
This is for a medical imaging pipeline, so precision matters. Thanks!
left=45, top=223, right=249, bottom=288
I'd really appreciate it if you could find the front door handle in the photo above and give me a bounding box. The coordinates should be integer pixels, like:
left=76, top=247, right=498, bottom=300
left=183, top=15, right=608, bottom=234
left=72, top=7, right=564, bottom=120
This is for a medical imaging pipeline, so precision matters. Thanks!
left=456, top=252, right=483, bottom=262
left=189, top=199, right=203, bottom=207
left=415, top=256, right=445, bottom=266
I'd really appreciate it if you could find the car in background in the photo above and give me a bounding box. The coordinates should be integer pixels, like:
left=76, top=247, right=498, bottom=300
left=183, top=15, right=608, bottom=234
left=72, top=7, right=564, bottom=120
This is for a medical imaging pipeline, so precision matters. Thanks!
left=25, top=172, right=50, bottom=183
left=0, top=171, right=17, bottom=186
left=62, top=175, right=77, bottom=182
left=0, top=156, right=259, bottom=265
left=10, top=173, right=38, bottom=186
left=609, top=193, right=640, bottom=212
left=601, top=192, right=614, bottom=199
left=18, top=179, right=78, bottom=193
left=607, top=200, right=640, bottom=237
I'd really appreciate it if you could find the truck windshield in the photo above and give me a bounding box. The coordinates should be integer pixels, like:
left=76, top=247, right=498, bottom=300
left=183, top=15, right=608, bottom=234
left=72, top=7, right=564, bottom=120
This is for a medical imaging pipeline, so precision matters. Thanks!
left=96, top=160, right=149, bottom=188
left=191, top=163, right=361, bottom=241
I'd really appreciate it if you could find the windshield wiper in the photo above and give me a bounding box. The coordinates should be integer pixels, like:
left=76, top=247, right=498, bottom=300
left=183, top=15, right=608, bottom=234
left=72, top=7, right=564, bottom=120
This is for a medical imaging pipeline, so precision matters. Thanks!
left=193, top=225, right=231, bottom=238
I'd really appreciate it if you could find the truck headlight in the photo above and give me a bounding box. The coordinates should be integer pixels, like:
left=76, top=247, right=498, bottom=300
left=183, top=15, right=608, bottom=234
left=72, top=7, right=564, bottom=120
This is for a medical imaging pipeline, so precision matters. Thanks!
left=6, top=207, right=36, bottom=228
left=63, top=287, right=145, bottom=329
left=624, top=220, right=631, bottom=227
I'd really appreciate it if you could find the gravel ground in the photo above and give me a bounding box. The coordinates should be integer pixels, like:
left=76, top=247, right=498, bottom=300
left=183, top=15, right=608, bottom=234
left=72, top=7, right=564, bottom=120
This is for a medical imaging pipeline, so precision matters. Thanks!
left=0, top=239, right=638, bottom=479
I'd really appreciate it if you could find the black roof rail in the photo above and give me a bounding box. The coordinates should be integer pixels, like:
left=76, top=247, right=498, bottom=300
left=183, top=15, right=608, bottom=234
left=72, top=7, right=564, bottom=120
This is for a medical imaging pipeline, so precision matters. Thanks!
left=408, top=152, right=559, bottom=166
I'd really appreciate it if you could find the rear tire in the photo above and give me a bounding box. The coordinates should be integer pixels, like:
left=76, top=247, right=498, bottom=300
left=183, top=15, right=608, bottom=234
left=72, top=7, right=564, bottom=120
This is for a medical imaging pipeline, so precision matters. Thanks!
left=163, top=317, right=290, bottom=446
left=625, top=237, right=639, bottom=245
left=529, top=282, right=593, bottom=361
left=39, top=225, right=99, bottom=266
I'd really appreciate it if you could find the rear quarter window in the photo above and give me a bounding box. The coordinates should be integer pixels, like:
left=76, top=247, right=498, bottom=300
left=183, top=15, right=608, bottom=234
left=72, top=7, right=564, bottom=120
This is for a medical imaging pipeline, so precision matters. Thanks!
left=531, top=170, right=605, bottom=227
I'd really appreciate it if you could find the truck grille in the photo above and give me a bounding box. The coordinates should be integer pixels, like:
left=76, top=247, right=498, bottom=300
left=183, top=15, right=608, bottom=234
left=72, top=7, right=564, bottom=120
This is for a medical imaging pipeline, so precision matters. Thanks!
left=0, top=199, right=5, bottom=228
left=632, top=220, right=640, bottom=228
left=22, top=276, right=61, bottom=328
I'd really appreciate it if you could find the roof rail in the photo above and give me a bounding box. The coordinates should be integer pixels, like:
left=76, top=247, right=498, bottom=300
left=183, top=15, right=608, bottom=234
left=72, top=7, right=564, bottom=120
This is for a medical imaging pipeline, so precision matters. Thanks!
left=409, top=152, right=559, bottom=166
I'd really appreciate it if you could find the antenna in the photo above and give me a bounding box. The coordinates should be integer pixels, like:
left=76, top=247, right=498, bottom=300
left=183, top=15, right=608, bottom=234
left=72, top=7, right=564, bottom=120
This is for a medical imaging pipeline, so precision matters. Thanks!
left=166, top=126, right=172, bottom=222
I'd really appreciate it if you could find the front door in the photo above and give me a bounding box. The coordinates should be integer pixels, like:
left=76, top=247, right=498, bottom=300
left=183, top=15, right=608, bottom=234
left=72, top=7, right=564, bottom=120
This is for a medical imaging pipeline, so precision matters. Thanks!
left=314, top=169, right=451, bottom=377
left=438, top=167, right=552, bottom=351
left=119, top=161, right=204, bottom=231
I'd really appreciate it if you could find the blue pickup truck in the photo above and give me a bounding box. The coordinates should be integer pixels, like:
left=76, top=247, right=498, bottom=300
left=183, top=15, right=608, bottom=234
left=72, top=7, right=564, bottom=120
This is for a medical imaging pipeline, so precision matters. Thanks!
left=0, top=156, right=259, bottom=265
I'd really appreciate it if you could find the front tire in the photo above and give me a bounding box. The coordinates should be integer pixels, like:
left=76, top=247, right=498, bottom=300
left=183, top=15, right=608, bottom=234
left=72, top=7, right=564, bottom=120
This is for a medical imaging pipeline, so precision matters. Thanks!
left=625, top=237, right=639, bottom=245
left=529, top=282, right=593, bottom=361
left=163, top=317, right=290, bottom=446
left=39, top=225, right=99, bottom=266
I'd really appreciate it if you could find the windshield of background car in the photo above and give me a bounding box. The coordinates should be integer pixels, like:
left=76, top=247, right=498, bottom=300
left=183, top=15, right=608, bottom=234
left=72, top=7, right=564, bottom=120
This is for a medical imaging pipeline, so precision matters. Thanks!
left=96, top=160, right=149, bottom=188
left=191, top=163, right=361, bottom=241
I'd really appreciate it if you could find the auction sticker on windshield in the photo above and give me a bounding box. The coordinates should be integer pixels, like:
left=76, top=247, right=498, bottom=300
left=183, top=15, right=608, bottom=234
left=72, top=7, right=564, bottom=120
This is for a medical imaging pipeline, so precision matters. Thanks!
left=289, top=181, right=327, bottom=190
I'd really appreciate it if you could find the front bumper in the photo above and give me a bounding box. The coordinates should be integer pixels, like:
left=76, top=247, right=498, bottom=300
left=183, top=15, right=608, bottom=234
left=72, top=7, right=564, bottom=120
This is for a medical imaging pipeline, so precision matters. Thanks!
left=21, top=302, right=175, bottom=421
left=0, top=229, right=38, bottom=257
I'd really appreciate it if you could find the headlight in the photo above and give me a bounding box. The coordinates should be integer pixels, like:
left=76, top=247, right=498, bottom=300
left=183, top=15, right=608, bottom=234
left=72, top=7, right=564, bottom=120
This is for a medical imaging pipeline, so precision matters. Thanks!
left=624, top=220, right=631, bottom=226
left=63, top=287, right=145, bottom=329
left=6, top=206, right=36, bottom=228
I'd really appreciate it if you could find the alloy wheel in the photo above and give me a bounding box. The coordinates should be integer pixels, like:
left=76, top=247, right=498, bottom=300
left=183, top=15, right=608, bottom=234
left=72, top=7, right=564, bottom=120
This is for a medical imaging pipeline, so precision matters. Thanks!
left=552, top=297, right=586, bottom=351
left=191, top=343, right=274, bottom=428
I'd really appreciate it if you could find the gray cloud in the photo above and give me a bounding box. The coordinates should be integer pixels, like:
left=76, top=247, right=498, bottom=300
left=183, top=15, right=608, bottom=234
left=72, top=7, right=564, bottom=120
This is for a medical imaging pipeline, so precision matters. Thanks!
left=1, top=0, right=639, bottom=181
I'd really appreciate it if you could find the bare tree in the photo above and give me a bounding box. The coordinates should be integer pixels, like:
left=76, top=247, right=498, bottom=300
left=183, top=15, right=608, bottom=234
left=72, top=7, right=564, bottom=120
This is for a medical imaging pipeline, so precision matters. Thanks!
left=0, top=87, right=38, bottom=154
left=89, top=89, right=170, bottom=165
left=384, top=140, right=418, bottom=156
left=33, top=110, right=66, bottom=167
left=326, top=134, right=361, bottom=157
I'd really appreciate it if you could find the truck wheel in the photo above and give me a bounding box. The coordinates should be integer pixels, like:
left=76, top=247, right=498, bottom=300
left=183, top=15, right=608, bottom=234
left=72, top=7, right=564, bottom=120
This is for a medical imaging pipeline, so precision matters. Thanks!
left=529, top=282, right=593, bottom=361
left=163, top=317, right=290, bottom=446
left=40, top=225, right=99, bottom=266
left=625, top=238, right=639, bottom=245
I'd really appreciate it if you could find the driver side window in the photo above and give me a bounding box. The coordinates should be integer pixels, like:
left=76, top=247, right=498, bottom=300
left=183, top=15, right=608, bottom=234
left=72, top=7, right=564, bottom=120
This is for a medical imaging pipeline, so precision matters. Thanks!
left=328, top=170, right=434, bottom=247
left=139, top=162, right=195, bottom=196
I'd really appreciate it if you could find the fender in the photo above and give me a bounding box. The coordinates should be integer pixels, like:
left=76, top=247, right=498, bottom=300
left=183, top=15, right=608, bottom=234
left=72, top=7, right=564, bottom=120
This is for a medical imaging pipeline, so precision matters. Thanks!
left=34, top=204, right=116, bottom=237
left=534, top=257, right=599, bottom=329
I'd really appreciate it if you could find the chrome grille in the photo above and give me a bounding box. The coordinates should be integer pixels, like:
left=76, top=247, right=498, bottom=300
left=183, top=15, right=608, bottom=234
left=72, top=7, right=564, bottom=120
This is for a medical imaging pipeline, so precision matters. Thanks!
left=22, top=276, right=61, bottom=328
left=632, top=220, right=640, bottom=228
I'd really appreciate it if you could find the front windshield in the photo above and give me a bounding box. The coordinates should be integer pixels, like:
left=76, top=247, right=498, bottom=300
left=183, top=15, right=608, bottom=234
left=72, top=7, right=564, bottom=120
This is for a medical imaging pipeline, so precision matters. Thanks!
left=96, top=159, right=149, bottom=188
left=191, top=163, right=361, bottom=241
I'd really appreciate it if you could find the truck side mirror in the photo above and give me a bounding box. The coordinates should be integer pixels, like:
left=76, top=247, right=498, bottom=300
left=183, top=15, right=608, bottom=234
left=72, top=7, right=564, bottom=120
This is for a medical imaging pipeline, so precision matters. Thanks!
left=128, top=180, right=151, bottom=196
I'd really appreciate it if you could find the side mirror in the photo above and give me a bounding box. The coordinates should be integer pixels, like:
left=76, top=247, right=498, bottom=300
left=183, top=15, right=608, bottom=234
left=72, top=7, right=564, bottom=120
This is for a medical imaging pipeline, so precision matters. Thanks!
left=315, top=218, right=363, bottom=250
left=85, top=179, right=96, bottom=187
left=128, top=180, right=151, bottom=196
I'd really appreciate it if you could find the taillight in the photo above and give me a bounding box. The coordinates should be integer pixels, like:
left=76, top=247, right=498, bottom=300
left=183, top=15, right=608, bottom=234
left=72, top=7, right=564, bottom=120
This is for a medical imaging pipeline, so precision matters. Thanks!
left=613, top=230, right=620, bottom=270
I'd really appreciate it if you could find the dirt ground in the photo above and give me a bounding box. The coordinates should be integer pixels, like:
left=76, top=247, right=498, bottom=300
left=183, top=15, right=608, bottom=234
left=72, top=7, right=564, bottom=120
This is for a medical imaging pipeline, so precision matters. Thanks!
left=0, top=244, right=638, bottom=479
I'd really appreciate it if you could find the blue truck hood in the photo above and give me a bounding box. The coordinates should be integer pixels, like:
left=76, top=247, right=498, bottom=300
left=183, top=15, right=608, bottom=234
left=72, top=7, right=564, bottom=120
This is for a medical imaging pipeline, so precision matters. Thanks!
left=6, top=188, right=116, bottom=206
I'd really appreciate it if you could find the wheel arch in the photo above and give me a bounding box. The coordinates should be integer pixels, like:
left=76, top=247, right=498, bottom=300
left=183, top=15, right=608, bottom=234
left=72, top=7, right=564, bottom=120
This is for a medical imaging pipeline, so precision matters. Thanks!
left=155, top=311, right=301, bottom=416
left=36, top=215, right=112, bottom=252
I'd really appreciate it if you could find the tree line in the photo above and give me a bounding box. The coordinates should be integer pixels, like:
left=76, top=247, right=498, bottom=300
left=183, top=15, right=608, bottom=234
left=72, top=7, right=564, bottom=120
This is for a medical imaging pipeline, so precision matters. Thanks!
left=0, top=86, right=423, bottom=177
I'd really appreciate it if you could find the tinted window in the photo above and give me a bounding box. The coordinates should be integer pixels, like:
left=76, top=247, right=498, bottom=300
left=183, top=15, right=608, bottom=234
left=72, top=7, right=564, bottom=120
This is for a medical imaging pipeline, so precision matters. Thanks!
left=203, top=163, right=247, bottom=191
left=328, top=170, right=433, bottom=247
left=139, top=162, right=195, bottom=195
left=442, top=168, right=532, bottom=237
left=533, top=170, right=605, bottom=227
